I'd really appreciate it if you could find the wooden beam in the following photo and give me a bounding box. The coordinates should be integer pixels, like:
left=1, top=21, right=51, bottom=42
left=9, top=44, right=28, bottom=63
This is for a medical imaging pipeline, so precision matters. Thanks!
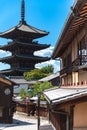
left=0, top=77, right=12, bottom=86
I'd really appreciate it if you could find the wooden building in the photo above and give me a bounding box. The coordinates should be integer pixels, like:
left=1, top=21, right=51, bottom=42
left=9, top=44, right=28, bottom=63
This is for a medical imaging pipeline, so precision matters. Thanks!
left=44, top=88, right=87, bottom=130
left=0, top=0, right=50, bottom=76
left=43, top=0, right=87, bottom=130
left=0, top=75, right=16, bottom=123
left=52, top=0, right=87, bottom=86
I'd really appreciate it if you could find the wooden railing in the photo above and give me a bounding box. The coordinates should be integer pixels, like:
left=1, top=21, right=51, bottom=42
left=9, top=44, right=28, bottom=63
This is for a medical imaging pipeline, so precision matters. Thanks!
left=62, top=80, right=87, bottom=87
left=60, top=67, right=67, bottom=75
left=60, top=55, right=87, bottom=75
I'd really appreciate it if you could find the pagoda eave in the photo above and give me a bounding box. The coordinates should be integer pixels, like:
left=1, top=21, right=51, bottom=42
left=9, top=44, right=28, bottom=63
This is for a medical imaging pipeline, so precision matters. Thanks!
left=0, top=23, right=49, bottom=39
left=0, top=32, right=47, bottom=40
left=0, top=68, right=32, bottom=76
left=0, top=41, right=50, bottom=51
left=0, top=55, right=50, bottom=64
left=0, top=55, right=50, bottom=60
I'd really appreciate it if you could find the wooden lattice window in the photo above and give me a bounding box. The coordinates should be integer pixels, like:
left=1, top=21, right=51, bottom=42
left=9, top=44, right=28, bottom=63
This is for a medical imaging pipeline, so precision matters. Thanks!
left=78, top=37, right=87, bottom=65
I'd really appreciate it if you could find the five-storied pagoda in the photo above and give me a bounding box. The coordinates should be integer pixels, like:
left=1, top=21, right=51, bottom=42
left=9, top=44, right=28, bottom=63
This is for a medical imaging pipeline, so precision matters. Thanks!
left=0, top=0, right=50, bottom=76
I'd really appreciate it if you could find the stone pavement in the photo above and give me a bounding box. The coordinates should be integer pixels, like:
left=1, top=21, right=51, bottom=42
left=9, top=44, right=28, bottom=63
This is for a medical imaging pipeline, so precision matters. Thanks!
left=40, top=125, right=54, bottom=130
left=0, top=112, right=53, bottom=130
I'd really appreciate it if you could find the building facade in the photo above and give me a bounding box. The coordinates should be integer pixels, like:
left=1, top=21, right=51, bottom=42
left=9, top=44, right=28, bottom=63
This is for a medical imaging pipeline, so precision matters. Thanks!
left=0, top=75, right=16, bottom=123
left=43, top=0, right=87, bottom=130
left=44, top=88, right=87, bottom=130
left=52, top=0, right=87, bottom=87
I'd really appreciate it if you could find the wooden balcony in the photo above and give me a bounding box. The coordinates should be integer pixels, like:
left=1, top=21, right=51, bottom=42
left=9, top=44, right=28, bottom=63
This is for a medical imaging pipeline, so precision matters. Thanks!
left=60, top=66, right=72, bottom=76
left=73, top=55, right=87, bottom=70
left=60, top=55, right=87, bottom=76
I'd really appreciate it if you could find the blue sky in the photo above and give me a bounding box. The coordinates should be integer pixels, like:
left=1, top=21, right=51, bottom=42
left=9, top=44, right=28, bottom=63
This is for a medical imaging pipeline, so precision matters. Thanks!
left=0, top=0, right=74, bottom=73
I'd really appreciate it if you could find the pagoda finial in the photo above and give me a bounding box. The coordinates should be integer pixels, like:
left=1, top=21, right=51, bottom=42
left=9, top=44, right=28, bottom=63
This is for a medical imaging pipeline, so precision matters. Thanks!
left=21, top=0, right=26, bottom=24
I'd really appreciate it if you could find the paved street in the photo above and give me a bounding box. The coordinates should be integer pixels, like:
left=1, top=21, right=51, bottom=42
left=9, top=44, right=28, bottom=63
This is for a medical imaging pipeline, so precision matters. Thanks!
left=0, top=112, right=50, bottom=130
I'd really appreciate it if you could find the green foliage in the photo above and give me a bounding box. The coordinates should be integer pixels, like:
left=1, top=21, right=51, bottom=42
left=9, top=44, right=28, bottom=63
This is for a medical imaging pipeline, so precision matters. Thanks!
left=24, top=69, right=47, bottom=80
left=28, top=88, right=34, bottom=97
left=19, top=82, right=55, bottom=101
left=19, top=88, right=30, bottom=100
left=23, top=65, right=54, bottom=81
left=41, top=65, right=54, bottom=74
left=33, top=81, right=54, bottom=100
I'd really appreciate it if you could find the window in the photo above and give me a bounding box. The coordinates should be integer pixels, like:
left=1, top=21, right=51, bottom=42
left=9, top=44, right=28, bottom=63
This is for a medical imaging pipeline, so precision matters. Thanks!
left=78, top=37, right=87, bottom=65
left=78, top=37, right=87, bottom=56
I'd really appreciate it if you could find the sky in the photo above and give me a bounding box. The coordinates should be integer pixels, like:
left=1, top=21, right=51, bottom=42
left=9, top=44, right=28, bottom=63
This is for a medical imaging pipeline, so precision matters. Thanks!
left=0, top=0, right=74, bottom=73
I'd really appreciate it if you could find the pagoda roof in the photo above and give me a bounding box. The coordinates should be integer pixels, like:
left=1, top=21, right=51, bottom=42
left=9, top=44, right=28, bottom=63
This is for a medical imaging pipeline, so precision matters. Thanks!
left=0, top=22, right=49, bottom=39
left=0, top=40, right=50, bottom=51
left=0, top=0, right=49, bottom=40
left=0, top=68, right=32, bottom=76
left=0, top=54, right=50, bottom=64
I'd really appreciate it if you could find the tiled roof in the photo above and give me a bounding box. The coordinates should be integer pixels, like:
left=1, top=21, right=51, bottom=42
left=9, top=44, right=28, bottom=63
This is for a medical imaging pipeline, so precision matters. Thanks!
left=0, top=22, right=49, bottom=39
left=10, top=77, right=36, bottom=85
left=38, top=72, right=60, bottom=82
left=18, top=24, right=48, bottom=34
left=43, top=87, right=87, bottom=104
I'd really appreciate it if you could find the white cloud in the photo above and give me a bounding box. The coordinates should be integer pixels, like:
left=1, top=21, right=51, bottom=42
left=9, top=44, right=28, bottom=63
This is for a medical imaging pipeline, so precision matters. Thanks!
left=34, top=46, right=54, bottom=57
left=35, top=59, right=60, bottom=73
left=34, top=46, right=60, bottom=73
left=0, top=50, right=11, bottom=57
left=0, top=50, right=6, bottom=54
left=0, top=50, right=11, bottom=70
left=0, top=63, right=10, bottom=70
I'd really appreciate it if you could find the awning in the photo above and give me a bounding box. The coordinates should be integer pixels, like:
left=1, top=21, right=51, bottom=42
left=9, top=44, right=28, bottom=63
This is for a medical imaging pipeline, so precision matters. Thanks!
left=43, top=87, right=87, bottom=105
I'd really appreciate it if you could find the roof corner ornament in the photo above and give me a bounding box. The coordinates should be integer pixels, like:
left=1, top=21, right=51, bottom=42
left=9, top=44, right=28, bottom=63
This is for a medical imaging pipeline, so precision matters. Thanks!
left=21, top=0, right=26, bottom=24
left=71, top=6, right=80, bottom=18
left=71, top=6, right=87, bottom=20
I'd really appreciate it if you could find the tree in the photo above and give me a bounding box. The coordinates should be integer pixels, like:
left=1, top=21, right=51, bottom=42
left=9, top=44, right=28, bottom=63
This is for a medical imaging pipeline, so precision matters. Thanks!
left=19, top=88, right=29, bottom=100
left=19, top=81, right=55, bottom=101
left=23, top=65, right=54, bottom=80
left=33, top=81, right=55, bottom=100
left=41, top=65, right=54, bottom=74
left=24, top=69, right=47, bottom=80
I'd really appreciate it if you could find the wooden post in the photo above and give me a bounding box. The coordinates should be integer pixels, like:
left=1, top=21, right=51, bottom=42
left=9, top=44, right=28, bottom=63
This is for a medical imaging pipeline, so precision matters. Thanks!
left=70, top=106, right=74, bottom=130
left=37, top=93, right=41, bottom=130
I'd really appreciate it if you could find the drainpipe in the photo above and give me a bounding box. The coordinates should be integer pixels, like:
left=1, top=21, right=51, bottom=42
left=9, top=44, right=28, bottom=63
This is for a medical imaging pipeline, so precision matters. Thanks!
left=52, top=110, right=69, bottom=130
